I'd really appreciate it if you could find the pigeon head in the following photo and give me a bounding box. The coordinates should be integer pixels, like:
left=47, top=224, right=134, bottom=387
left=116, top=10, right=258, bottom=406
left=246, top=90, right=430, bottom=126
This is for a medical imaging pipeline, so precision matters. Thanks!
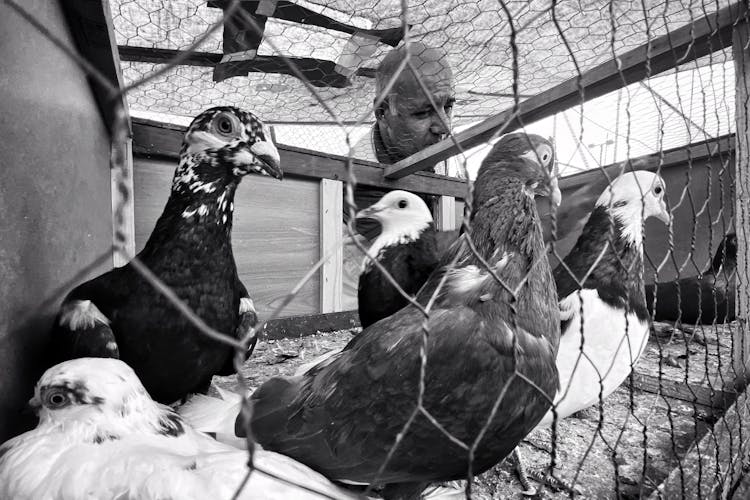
left=476, top=133, right=560, bottom=206
left=356, top=190, right=433, bottom=235
left=174, top=106, right=282, bottom=193
left=29, top=358, right=179, bottom=438
left=595, top=171, right=670, bottom=244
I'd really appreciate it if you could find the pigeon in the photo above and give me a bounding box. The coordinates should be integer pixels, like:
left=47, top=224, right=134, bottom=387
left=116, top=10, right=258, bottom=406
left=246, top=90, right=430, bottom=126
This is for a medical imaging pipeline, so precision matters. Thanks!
left=356, top=190, right=440, bottom=329
left=514, top=171, right=670, bottom=494
left=551, top=171, right=670, bottom=420
left=241, top=132, right=561, bottom=499
left=49, top=106, right=282, bottom=404
left=0, top=358, right=355, bottom=500
left=645, top=232, right=736, bottom=325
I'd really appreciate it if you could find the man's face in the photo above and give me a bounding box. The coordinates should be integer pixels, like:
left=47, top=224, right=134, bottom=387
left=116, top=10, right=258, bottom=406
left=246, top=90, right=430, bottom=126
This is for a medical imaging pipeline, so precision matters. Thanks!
left=377, top=68, right=455, bottom=163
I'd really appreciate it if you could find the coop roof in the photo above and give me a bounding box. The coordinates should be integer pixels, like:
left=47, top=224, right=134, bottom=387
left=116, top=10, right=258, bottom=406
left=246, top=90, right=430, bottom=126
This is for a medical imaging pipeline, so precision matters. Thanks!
left=113, top=0, right=738, bottom=175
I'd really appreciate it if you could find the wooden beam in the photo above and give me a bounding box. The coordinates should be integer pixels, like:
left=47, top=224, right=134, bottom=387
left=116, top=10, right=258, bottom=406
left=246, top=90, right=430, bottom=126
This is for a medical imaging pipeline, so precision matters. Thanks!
left=435, top=196, right=457, bottom=231
left=733, top=13, right=750, bottom=382
left=629, top=371, right=735, bottom=410
left=262, top=310, right=359, bottom=340
left=649, top=381, right=749, bottom=499
left=384, top=2, right=746, bottom=179
left=117, top=46, right=376, bottom=88
left=558, top=134, right=735, bottom=192
left=111, top=138, right=135, bottom=267
left=131, top=118, right=468, bottom=199
left=320, top=179, right=343, bottom=313
left=60, top=0, right=131, bottom=135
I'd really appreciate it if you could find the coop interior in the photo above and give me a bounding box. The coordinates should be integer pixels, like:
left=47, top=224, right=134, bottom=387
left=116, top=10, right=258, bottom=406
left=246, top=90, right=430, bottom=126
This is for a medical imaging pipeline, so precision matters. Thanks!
left=1, top=0, right=750, bottom=499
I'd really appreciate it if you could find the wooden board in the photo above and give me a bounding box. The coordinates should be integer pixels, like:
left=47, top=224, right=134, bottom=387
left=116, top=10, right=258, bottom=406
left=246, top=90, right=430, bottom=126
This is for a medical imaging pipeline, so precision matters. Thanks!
left=261, top=310, right=360, bottom=340
left=649, top=383, right=749, bottom=499
left=133, top=157, right=320, bottom=318
left=320, top=179, right=343, bottom=313
left=733, top=14, right=750, bottom=379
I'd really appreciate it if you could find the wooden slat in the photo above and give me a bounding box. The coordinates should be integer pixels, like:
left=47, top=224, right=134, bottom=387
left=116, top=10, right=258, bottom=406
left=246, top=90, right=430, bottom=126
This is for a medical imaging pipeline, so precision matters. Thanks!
left=118, top=46, right=376, bottom=87
left=384, top=2, right=746, bottom=179
left=131, top=118, right=468, bottom=198
left=262, top=310, right=360, bottom=340
left=630, top=371, right=735, bottom=410
left=435, top=195, right=457, bottom=231
left=60, top=0, right=130, bottom=135
left=111, top=138, right=135, bottom=267
left=733, top=15, right=750, bottom=381
left=558, top=134, right=735, bottom=192
left=649, top=382, right=749, bottom=499
left=320, top=179, right=343, bottom=313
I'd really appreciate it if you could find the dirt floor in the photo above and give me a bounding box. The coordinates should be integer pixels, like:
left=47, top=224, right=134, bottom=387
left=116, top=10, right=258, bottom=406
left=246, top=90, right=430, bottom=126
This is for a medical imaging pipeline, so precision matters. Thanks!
left=212, top=322, right=737, bottom=499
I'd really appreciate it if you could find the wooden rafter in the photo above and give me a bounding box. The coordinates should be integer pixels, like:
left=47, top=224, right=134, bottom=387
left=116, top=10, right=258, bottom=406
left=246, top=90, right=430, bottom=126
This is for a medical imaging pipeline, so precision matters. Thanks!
left=384, top=1, right=747, bottom=179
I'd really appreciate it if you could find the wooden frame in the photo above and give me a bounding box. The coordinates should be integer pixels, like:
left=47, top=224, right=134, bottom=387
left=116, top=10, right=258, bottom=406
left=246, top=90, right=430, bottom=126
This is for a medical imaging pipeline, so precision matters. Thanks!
left=60, top=0, right=135, bottom=268
left=384, top=2, right=747, bottom=179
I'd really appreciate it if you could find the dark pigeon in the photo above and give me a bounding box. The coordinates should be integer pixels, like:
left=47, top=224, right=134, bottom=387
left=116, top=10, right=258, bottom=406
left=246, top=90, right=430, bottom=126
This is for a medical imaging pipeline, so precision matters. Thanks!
left=242, top=132, right=561, bottom=499
left=50, top=106, right=282, bottom=404
left=645, top=232, right=737, bottom=325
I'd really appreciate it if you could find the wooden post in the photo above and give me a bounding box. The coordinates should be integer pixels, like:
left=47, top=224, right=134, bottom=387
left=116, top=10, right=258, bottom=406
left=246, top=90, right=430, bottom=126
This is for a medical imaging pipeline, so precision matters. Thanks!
left=111, top=137, right=135, bottom=268
left=435, top=196, right=457, bottom=231
left=320, top=179, right=343, bottom=313
left=733, top=19, right=750, bottom=383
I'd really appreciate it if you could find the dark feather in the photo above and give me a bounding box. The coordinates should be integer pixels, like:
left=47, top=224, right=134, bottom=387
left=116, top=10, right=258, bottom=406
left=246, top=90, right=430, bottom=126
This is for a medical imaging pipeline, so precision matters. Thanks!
left=357, top=224, right=439, bottom=328
left=554, top=205, right=648, bottom=326
left=645, top=232, right=736, bottom=325
left=246, top=137, right=560, bottom=493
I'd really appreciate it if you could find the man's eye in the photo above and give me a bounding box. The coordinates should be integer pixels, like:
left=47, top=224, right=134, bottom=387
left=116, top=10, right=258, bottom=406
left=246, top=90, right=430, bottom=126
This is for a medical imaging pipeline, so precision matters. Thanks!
left=412, top=110, right=432, bottom=119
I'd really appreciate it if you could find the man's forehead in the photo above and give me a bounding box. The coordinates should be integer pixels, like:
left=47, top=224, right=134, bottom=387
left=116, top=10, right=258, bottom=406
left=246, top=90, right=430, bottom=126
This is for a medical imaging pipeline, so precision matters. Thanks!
left=391, top=71, right=455, bottom=108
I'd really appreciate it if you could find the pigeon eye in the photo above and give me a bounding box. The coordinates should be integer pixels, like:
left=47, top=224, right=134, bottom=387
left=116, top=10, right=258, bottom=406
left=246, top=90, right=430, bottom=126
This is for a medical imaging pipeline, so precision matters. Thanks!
left=44, top=389, right=69, bottom=409
left=398, top=199, right=408, bottom=209
left=654, top=186, right=663, bottom=195
left=215, top=115, right=235, bottom=136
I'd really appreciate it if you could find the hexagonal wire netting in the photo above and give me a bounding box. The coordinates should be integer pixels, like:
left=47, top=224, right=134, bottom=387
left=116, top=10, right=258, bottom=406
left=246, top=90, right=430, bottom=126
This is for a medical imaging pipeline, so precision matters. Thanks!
left=6, top=0, right=749, bottom=498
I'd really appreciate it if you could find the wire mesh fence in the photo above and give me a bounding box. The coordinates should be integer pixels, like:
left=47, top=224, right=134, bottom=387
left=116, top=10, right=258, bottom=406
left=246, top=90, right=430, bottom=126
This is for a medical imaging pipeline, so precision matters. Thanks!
left=4, top=0, right=750, bottom=498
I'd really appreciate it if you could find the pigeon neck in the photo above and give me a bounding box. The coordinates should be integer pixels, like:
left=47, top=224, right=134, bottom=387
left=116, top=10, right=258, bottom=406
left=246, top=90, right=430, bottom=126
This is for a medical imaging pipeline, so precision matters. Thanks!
left=138, top=178, right=238, bottom=262
left=365, top=221, right=433, bottom=266
left=562, top=205, right=647, bottom=318
left=470, top=176, right=544, bottom=263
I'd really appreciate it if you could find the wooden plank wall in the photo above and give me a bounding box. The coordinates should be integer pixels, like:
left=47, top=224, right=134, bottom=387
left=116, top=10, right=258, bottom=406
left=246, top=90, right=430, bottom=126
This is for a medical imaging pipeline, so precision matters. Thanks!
left=133, top=157, right=321, bottom=319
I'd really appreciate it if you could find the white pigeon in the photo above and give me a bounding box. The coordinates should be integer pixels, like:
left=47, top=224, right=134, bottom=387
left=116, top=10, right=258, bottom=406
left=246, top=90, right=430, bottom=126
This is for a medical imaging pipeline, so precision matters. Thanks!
left=0, top=358, right=356, bottom=500
left=546, top=170, right=670, bottom=425
left=511, top=171, right=671, bottom=495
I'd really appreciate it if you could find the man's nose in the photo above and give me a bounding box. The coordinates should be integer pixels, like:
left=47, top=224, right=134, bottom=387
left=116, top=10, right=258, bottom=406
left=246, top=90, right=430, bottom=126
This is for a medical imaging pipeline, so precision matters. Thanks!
left=430, top=108, right=451, bottom=136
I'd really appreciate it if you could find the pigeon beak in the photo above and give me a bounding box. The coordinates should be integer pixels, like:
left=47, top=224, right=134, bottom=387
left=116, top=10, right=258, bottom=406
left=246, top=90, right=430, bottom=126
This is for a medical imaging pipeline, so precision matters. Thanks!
left=25, top=395, right=41, bottom=415
left=656, top=201, right=671, bottom=224
left=249, top=140, right=283, bottom=180
left=356, top=204, right=384, bottom=220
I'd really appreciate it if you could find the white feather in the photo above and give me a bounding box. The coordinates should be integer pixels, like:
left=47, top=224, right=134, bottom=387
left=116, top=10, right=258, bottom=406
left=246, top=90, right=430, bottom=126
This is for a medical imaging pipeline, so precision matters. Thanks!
left=538, top=289, right=649, bottom=427
left=58, top=300, right=109, bottom=330
left=0, top=358, right=356, bottom=500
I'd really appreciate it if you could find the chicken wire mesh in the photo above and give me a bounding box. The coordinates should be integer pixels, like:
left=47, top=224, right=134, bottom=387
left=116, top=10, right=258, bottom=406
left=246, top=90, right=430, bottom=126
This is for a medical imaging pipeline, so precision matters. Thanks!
left=4, top=0, right=750, bottom=498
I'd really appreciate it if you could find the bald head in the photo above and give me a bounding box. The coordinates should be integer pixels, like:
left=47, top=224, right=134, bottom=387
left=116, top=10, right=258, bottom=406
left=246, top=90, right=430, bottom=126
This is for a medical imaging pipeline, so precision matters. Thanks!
left=375, top=42, right=454, bottom=98
left=373, top=42, right=456, bottom=164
